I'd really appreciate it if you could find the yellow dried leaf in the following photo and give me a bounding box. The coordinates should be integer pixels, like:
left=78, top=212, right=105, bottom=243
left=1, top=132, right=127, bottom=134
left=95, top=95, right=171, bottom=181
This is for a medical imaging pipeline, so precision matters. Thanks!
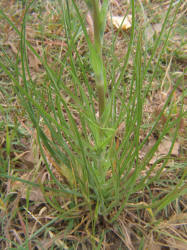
left=110, top=15, right=132, bottom=30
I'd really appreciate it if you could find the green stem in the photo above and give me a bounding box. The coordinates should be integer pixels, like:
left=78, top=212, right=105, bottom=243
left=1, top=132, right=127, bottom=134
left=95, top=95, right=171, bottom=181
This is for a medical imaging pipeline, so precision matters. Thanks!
left=92, top=0, right=101, bottom=52
left=92, top=0, right=105, bottom=119
left=85, top=0, right=106, bottom=120
left=96, top=74, right=105, bottom=118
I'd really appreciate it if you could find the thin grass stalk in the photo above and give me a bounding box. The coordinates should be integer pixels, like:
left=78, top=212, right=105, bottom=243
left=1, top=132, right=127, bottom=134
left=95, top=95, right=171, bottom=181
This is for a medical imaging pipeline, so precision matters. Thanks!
left=84, top=0, right=108, bottom=119
left=92, top=2, right=105, bottom=118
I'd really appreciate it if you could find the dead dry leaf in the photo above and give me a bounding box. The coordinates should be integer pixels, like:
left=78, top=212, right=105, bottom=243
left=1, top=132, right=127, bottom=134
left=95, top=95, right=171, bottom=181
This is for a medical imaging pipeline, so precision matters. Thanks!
left=11, top=173, right=46, bottom=203
left=27, top=49, right=42, bottom=72
left=140, top=137, right=180, bottom=165
left=21, top=151, right=36, bottom=168
left=139, top=137, right=156, bottom=160
left=153, top=23, right=162, bottom=34
left=22, top=186, right=46, bottom=203
left=110, top=15, right=132, bottom=30
left=7, top=41, right=19, bottom=55
left=158, top=139, right=180, bottom=157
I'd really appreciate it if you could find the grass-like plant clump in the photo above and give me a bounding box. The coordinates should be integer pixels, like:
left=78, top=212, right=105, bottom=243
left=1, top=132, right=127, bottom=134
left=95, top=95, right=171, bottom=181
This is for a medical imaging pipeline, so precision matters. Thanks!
left=0, top=0, right=186, bottom=248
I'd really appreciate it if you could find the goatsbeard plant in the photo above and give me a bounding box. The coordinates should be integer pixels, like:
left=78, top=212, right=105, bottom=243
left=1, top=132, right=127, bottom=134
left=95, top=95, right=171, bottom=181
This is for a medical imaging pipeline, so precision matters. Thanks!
left=0, top=0, right=184, bottom=235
